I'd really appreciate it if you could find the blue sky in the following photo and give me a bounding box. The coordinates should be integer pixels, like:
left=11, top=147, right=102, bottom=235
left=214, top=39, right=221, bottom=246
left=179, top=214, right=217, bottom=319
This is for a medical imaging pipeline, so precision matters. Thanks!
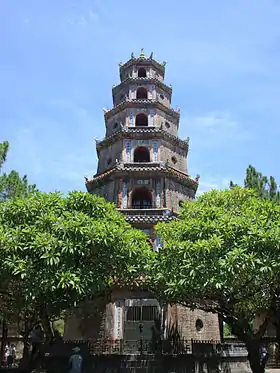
left=0, top=0, right=279, bottom=195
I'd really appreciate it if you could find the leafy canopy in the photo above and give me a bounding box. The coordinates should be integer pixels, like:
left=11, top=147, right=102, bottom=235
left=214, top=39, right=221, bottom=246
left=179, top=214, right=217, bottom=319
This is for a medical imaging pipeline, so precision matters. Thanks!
left=153, top=188, right=280, bottom=333
left=0, top=191, right=152, bottom=319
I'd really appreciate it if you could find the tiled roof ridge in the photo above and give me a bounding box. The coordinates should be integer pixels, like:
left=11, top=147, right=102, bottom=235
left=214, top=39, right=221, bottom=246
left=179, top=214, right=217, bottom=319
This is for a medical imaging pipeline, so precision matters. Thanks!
left=85, top=162, right=199, bottom=191
left=112, top=77, right=172, bottom=94
left=120, top=57, right=165, bottom=72
left=96, top=126, right=189, bottom=150
left=104, top=99, right=180, bottom=119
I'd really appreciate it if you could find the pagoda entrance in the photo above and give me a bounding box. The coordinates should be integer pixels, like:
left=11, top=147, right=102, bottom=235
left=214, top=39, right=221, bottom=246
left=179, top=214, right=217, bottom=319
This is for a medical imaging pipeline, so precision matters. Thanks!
left=123, top=299, right=161, bottom=352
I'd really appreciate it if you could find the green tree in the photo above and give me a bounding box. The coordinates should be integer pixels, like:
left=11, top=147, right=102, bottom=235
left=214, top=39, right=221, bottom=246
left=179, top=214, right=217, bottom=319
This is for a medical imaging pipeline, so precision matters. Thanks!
left=152, top=188, right=280, bottom=373
left=0, top=191, right=152, bottom=366
left=0, top=141, right=9, bottom=170
left=0, top=140, right=37, bottom=200
left=231, top=165, right=280, bottom=348
left=230, top=165, right=280, bottom=203
left=0, top=141, right=37, bottom=363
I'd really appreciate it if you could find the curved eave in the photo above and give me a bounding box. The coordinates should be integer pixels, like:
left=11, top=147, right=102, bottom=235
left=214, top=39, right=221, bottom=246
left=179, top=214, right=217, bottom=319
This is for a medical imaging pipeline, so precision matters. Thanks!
left=96, top=127, right=189, bottom=151
left=104, top=99, right=180, bottom=121
left=120, top=57, right=165, bottom=74
left=86, top=163, right=198, bottom=192
left=112, top=77, right=172, bottom=95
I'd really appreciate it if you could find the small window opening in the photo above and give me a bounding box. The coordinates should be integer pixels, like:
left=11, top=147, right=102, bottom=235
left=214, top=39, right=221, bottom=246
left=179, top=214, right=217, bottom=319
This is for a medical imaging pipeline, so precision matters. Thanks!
left=134, top=147, right=150, bottom=162
left=136, top=87, right=148, bottom=99
left=138, top=68, right=146, bottom=78
left=135, top=113, right=148, bottom=126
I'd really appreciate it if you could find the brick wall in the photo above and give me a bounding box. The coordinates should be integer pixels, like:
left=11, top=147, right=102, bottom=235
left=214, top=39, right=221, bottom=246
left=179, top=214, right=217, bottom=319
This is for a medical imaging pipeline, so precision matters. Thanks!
left=165, top=179, right=195, bottom=211
left=89, top=181, right=116, bottom=204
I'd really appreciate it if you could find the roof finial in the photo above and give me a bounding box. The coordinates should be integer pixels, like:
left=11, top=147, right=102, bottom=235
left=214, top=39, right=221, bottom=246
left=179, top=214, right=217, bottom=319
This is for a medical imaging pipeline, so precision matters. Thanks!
left=131, top=52, right=134, bottom=59
left=140, top=48, right=145, bottom=58
left=150, top=52, right=153, bottom=59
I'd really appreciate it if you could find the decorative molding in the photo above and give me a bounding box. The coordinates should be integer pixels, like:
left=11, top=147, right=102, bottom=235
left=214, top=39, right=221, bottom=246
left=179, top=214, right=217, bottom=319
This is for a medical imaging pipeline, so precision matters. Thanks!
left=129, top=109, right=134, bottom=126
left=152, top=140, right=159, bottom=162
left=113, top=301, right=123, bottom=339
left=156, top=180, right=161, bottom=208
left=122, top=181, right=128, bottom=208
left=125, top=140, right=131, bottom=162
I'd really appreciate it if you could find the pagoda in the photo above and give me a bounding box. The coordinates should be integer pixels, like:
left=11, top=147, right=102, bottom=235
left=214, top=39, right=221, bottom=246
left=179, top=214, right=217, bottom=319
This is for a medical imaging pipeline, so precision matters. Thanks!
left=64, top=50, right=220, bottom=345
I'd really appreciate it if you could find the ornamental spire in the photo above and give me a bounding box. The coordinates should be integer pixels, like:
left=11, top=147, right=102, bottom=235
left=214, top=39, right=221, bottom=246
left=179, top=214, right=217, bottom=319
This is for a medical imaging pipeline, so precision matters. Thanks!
left=140, top=48, right=145, bottom=58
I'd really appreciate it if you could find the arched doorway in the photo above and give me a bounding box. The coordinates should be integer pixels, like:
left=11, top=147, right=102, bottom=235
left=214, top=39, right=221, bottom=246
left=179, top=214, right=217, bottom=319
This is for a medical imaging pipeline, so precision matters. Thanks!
left=136, top=87, right=148, bottom=99
left=134, top=147, right=150, bottom=162
left=138, top=68, right=146, bottom=78
left=132, top=187, right=152, bottom=209
left=135, top=113, right=148, bottom=126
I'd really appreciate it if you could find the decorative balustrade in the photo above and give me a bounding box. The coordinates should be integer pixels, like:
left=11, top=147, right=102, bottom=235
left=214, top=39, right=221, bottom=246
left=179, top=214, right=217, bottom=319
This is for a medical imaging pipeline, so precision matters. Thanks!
left=88, top=339, right=192, bottom=356
left=119, top=208, right=174, bottom=216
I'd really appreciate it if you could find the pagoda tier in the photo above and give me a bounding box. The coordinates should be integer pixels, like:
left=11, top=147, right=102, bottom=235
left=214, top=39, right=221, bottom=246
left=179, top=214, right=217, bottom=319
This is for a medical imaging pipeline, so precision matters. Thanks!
left=112, top=78, right=172, bottom=108
left=96, top=126, right=189, bottom=152
left=119, top=52, right=166, bottom=82
left=86, top=162, right=198, bottom=192
left=104, top=99, right=180, bottom=122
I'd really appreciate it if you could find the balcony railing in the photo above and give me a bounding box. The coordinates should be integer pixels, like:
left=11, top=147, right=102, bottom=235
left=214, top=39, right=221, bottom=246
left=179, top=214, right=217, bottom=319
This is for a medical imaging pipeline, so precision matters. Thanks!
left=119, top=208, right=174, bottom=217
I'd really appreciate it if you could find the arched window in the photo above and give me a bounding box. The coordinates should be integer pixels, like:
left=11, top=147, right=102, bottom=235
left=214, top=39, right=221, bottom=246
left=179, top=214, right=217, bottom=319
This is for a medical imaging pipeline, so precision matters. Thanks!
left=134, top=147, right=150, bottom=162
left=132, top=187, right=152, bottom=209
left=136, top=87, right=148, bottom=99
left=138, top=68, right=146, bottom=78
left=135, top=113, right=148, bottom=126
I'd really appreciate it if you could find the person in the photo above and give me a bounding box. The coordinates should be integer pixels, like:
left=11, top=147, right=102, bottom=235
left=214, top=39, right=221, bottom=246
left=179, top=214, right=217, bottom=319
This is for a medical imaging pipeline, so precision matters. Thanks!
left=68, top=347, right=83, bottom=373
left=11, top=344, right=16, bottom=364
left=260, top=344, right=269, bottom=369
left=5, top=342, right=13, bottom=368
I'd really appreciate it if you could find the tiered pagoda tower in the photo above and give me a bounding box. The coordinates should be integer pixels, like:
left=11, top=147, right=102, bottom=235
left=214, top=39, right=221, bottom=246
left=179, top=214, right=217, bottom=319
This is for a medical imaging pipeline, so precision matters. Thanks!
left=86, top=50, right=199, bottom=247
left=64, top=50, right=220, bottom=344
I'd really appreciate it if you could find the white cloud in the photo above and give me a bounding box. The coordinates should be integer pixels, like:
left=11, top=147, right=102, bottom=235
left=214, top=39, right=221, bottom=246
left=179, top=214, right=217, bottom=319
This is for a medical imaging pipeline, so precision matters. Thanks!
left=196, top=177, right=231, bottom=196
left=180, top=111, right=248, bottom=149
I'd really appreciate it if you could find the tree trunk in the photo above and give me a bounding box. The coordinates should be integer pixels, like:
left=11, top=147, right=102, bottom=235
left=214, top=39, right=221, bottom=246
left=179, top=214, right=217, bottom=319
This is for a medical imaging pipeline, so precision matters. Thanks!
left=0, top=318, right=8, bottom=366
left=245, top=338, right=263, bottom=373
left=19, top=334, right=30, bottom=370
left=40, top=312, right=54, bottom=343
left=19, top=318, right=37, bottom=371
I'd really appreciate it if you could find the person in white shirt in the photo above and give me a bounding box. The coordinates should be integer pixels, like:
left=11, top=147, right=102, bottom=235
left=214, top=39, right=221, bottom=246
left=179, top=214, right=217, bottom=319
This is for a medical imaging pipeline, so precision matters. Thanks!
left=68, top=347, right=83, bottom=373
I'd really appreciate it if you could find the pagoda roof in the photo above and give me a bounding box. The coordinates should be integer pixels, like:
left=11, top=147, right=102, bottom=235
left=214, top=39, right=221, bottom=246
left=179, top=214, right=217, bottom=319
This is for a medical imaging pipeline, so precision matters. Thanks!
left=96, top=126, right=189, bottom=151
left=119, top=55, right=165, bottom=74
left=112, top=77, right=172, bottom=95
left=104, top=99, right=180, bottom=120
left=85, top=162, right=199, bottom=192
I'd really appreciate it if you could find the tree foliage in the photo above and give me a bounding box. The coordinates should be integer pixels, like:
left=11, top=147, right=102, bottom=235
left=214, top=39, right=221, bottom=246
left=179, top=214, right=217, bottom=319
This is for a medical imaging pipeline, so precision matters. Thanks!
left=152, top=188, right=280, bottom=373
left=230, top=164, right=280, bottom=203
left=0, top=191, right=152, bottom=339
left=0, top=140, right=37, bottom=200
